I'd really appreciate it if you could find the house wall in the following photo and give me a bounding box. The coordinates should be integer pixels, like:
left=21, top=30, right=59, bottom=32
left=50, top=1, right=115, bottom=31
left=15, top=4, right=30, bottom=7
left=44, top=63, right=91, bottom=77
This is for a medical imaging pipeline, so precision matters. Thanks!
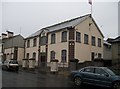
left=4, top=48, right=14, bottom=60
left=103, top=45, right=112, bottom=60
left=47, top=28, right=69, bottom=67
left=25, top=37, right=39, bottom=66
left=4, top=47, right=24, bottom=64
left=17, top=48, right=24, bottom=65
left=75, top=17, right=103, bottom=62
left=112, top=43, right=119, bottom=60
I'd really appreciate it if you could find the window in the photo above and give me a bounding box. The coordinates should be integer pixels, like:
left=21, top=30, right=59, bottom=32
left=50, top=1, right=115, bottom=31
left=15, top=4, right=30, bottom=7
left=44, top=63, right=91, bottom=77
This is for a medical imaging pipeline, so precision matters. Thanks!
left=91, top=52, right=95, bottom=61
left=95, top=68, right=108, bottom=76
left=40, top=36, right=47, bottom=45
left=33, top=38, right=37, bottom=47
left=33, top=52, right=36, bottom=59
left=98, top=53, right=102, bottom=58
left=51, top=33, right=56, bottom=44
left=91, top=36, right=96, bottom=46
left=61, top=50, right=67, bottom=63
left=76, top=32, right=81, bottom=42
left=62, top=31, right=67, bottom=42
left=84, top=34, right=89, bottom=44
left=50, top=51, right=55, bottom=60
left=84, top=68, right=94, bottom=73
left=4, top=54, right=6, bottom=61
left=26, top=53, right=29, bottom=59
left=27, top=40, right=30, bottom=48
left=98, top=38, right=102, bottom=47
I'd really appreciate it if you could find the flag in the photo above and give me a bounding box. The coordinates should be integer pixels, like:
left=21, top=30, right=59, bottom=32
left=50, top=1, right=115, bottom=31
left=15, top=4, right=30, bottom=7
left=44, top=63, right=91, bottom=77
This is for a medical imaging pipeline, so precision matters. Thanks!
left=89, top=0, right=92, bottom=5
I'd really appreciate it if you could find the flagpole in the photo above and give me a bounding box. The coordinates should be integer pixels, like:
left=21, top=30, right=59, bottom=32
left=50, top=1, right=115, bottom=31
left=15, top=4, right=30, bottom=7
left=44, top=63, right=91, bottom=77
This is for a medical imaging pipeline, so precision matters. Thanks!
left=88, top=0, right=92, bottom=17
left=91, top=4, right=92, bottom=17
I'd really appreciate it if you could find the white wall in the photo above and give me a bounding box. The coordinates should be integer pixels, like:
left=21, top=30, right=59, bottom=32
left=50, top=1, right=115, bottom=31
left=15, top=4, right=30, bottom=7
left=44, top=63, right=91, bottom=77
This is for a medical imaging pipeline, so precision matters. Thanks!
left=75, top=17, right=103, bottom=62
left=25, top=37, right=39, bottom=66
left=47, top=29, right=69, bottom=66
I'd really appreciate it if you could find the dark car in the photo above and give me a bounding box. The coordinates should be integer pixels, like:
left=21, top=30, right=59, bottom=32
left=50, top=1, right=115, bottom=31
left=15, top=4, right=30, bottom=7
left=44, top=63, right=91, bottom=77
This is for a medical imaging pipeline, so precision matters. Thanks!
left=2, top=59, right=19, bottom=71
left=70, top=66, right=120, bottom=89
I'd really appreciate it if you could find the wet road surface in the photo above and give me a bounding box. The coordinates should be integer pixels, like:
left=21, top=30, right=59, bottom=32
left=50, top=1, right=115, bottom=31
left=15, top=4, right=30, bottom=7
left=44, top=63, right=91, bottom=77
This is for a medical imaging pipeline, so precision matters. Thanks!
left=2, top=69, right=109, bottom=89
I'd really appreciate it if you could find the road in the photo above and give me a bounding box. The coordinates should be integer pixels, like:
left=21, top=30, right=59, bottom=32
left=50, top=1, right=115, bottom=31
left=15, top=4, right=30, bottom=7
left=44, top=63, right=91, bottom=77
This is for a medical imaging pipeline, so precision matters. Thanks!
left=2, top=69, right=108, bottom=89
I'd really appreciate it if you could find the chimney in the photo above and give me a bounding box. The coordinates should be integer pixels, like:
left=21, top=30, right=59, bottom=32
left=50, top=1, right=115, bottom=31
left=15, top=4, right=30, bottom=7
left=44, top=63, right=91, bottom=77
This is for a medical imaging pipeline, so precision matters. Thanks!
left=6, top=30, right=14, bottom=38
left=2, top=33, right=7, bottom=39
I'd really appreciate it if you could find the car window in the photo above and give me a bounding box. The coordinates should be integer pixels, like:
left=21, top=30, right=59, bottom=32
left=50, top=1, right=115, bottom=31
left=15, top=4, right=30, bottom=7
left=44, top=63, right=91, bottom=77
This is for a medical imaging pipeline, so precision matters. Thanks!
left=104, top=68, right=115, bottom=76
left=83, top=68, right=94, bottom=73
left=95, top=68, right=108, bottom=75
left=79, top=68, right=85, bottom=72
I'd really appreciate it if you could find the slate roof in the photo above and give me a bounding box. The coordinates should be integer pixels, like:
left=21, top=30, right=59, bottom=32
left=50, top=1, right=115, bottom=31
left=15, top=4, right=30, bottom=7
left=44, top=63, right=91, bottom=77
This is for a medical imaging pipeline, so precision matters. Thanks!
left=107, top=36, right=120, bottom=43
left=26, top=14, right=90, bottom=39
left=2, top=35, right=25, bottom=48
left=26, top=14, right=104, bottom=39
left=113, top=36, right=120, bottom=42
left=27, top=30, right=42, bottom=39
left=43, top=14, right=90, bottom=32
left=104, top=40, right=111, bottom=46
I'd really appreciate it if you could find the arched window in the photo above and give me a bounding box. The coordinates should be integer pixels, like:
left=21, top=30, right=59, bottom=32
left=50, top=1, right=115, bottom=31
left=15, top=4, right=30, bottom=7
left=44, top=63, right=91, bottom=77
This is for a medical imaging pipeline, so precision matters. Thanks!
left=62, top=31, right=67, bottom=42
left=26, top=53, right=29, bottom=59
left=33, top=38, right=37, bottom=47
left=33, top=52, right=36, bottom=59
left=51, top=33, right=56, bottom=44
left=61, top=50, right=67, bottom=63
left=27, top=40, right=30, bottom=48
left=50, top=51, right=55, bottom=60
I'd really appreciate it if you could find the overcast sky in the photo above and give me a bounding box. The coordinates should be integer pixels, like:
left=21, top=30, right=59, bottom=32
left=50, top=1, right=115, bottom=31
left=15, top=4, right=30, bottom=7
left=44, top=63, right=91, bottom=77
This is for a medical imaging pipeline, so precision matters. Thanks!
left=0, top=0, right=119, bottom=39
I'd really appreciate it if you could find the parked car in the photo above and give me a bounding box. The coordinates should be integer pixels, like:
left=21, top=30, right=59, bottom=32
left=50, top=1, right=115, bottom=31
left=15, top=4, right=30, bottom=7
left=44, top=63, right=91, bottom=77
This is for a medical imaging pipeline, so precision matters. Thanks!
left=69, top=66, right=120, bottom=89
left=2, top=59, right=19, bottom=71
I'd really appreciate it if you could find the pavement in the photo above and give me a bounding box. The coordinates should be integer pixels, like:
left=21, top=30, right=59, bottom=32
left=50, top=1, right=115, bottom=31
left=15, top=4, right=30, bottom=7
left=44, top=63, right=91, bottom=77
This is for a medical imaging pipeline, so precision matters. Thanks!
left=19, top=67, right=71, bottom=77
left=2, top=68, right=71, bottom=87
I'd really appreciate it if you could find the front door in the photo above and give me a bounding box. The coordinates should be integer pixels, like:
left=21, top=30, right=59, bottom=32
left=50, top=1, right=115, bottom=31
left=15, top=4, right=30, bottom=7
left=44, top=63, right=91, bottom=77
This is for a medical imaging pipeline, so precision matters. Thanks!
left=91, top=52, right=95, bottom=61
left=40, top=53, right=46, bottom=68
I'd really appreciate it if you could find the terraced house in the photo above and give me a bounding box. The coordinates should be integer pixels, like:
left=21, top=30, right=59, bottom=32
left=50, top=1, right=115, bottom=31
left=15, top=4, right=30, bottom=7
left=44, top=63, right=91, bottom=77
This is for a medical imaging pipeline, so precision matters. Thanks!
left=2, top=31, right=24, bottom=65
left=25, top=14, right=104, bottom=68
left=25, top=30, right=42, bottom=66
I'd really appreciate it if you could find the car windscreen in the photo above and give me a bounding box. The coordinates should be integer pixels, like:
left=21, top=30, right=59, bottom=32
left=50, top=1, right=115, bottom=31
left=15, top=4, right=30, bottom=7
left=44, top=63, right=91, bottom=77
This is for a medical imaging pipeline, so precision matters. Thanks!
left=104, top=67, right=115, bottom=76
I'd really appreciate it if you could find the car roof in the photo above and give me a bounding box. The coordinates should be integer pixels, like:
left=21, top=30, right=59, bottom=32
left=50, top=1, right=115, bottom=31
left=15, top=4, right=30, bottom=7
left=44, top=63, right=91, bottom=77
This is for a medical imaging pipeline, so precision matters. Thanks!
left=83, top=66, right=107, bottom=69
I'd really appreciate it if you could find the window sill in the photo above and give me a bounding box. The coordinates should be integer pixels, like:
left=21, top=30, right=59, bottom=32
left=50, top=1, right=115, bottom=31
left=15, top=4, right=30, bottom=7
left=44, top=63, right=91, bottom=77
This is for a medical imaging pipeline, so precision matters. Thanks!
left=61, top=41, right=67, bottom=42
left=84, top=43, right=89, bottom=45
left=51, top=43, right=55, bottom=44
left=60, top=62, right=67, bottom=63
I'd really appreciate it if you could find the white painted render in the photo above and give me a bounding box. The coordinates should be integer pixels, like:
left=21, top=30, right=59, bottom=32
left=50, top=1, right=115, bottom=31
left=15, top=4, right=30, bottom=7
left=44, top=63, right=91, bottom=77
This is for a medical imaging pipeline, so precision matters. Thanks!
left=75, top=17, right=103, bottom=62
left=25, top=37, right=39, bottom=66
